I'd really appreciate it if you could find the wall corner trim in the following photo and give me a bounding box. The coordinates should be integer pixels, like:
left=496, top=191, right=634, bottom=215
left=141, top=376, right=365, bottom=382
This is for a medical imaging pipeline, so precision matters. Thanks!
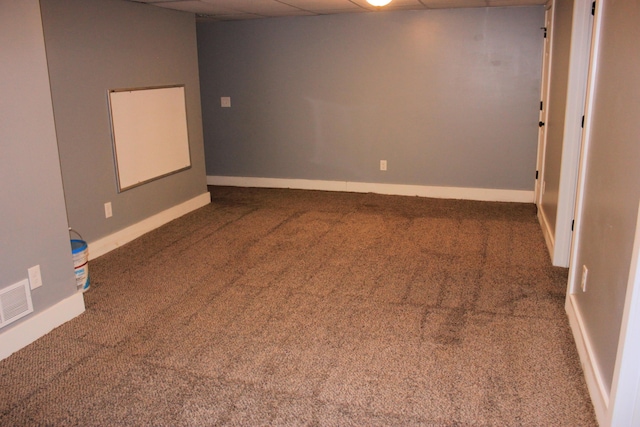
left=207, top=176, right=534, bottom=203
left=0, top=292, right=85, bottom=361
left=565, top=294, right=610, bottom=425
left=89, top=192, right=211, bottom=260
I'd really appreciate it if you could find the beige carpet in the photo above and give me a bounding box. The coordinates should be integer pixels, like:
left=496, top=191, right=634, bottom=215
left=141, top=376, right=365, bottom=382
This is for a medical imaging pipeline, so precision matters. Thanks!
left=0, top=186, right=597, bottom=426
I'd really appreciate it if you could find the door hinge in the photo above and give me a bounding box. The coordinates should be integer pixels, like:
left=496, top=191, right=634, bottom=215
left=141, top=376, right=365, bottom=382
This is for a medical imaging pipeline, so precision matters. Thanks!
left=571, top=220, right=575, bottom=231
left=541, top=26, right=547, bottom=38
left=592, top=1, right=596, bottom=15
left=540, top=101, right=543, bottom=111
left=581, top=115, right=585, bottom=128
left=536, top=170, right=539, bottom=180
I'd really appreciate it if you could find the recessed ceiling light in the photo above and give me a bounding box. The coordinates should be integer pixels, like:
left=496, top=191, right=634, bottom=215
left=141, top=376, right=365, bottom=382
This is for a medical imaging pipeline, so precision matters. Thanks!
left=367, top=0, right=393, bottom=6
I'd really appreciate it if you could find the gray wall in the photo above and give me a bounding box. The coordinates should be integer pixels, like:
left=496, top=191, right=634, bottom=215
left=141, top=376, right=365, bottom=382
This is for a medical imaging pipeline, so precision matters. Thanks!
left=0, top=0, right=77, bottom=329
left=40, top=0, right=208, bottom=243
left=540, top=0, right=574, bottom=236
left=572, top=0, right=640, bottom=392
left=197, top=7, right=544, bottom=191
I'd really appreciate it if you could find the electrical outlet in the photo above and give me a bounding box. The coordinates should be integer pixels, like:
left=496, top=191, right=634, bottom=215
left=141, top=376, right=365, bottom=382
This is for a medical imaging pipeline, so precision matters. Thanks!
left=28, top=265, right=43, bottom=290
left=221, top=97, right=231, bottom=108
left=581, top=265, right=588, bottom=292
left=104, top=202, right=113, bottom=218
left=380, top=160, right=387, bottom=171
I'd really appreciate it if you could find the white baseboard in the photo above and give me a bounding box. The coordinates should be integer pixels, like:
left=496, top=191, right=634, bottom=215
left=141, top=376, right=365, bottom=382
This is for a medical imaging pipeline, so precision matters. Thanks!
left=89, top=192, right=211, bottom=260
left=537, top=205, right=556, bottom=263
left=0, top=192, right=211, bottom=361
left=0, top=291, right=85, bottom=361
left=207, top=176, right=534, bottom=203
left=566, top=294, right=609, bottom=425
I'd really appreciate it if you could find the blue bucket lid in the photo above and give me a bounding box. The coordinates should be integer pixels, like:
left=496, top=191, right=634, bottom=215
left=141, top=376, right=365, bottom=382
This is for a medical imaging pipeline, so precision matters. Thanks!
left=71, top=239, right=87, bottom=254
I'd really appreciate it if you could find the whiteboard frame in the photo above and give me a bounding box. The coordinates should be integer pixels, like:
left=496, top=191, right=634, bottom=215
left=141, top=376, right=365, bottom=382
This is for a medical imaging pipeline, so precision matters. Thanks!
left=108, top=85, right=192, bottom=192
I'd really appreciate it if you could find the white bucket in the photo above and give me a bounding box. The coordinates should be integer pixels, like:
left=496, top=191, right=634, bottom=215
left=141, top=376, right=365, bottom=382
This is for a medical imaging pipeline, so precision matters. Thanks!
left=71, top=239, right=90, bottom=292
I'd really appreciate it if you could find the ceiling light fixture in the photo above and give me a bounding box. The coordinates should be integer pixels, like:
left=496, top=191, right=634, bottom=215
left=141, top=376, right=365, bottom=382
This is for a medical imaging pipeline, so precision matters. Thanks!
left=367, top=0, right=393, bottom=6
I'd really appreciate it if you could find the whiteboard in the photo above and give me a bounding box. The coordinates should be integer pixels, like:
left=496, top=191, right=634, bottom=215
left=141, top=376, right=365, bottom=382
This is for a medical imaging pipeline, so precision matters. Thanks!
left=108, top=85, right=191, bottom=191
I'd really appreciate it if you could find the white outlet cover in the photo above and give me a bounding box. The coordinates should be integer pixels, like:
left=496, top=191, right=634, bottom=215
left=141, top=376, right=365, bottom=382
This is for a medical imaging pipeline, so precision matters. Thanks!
left=221, top=97, right=231, bottom=108
left=104, top=202, right=113, bottom=218
left=28, top=265, right=43, bottom=290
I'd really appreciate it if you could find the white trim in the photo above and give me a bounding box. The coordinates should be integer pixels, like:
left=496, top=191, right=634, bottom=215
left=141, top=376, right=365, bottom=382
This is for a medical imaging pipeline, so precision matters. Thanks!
left=607, top=200, right=640, bottom=426
left=207, top=176, right=534, bottom=203
left=566, top=294, right=609, bottom=425
left=568, top=0, right=604, bottom=293
left=565, top=0, right=613, bottom=426
left=553, top=0, right=596, bottom=268
left=535, top=0, right=555, bottom=207
left=209, top=176, right=348, bottom=193
left=537, top=206, right=555, bottom=262
left=0, top=291, right=85, bottom=361
left=88, top=192, right=211, bottom=260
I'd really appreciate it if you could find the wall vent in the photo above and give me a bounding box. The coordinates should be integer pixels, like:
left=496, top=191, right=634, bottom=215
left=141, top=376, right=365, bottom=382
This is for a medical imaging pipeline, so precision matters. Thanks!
left=0, top=279, right=34, bottom=329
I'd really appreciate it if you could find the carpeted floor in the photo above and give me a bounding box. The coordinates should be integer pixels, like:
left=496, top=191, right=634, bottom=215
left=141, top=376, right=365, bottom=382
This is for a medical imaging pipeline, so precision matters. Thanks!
left=0, top=186, right=597, bottom=426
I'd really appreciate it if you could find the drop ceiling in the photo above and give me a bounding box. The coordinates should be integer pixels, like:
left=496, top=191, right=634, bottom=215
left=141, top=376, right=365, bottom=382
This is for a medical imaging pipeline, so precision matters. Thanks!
left=129, top=0, right=547, bottom=21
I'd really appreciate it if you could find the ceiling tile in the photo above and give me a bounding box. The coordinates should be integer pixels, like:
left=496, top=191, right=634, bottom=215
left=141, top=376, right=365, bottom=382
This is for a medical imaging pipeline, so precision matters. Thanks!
left=422, top=0, right=489, bottom=8
left=152, top=1, right=235, bottom=14
left=350, top=0, right=425, bottom=10
left=127, top=0, right=547, bottom=20
left=279, top=0, right=364, bottom=13
left=131, top=0, right=177, bottom=3
left=202, top=0, right=304, bottom=14
left=487, top=0, right=546, bottom=6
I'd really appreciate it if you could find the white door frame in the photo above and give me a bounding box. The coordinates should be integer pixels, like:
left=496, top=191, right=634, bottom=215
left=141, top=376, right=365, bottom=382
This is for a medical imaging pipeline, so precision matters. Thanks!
left=534, top=1, right=554, bottom=207
left=566, top=0, right=606, bottom=420
left=551, top=0, right=595, bottom=267
left=567, top=0, right=603, bottom=294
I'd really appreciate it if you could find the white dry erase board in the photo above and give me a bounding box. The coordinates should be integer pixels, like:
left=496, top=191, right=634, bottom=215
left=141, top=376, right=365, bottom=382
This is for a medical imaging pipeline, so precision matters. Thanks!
left=108, top=85, right=191, bottom=192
